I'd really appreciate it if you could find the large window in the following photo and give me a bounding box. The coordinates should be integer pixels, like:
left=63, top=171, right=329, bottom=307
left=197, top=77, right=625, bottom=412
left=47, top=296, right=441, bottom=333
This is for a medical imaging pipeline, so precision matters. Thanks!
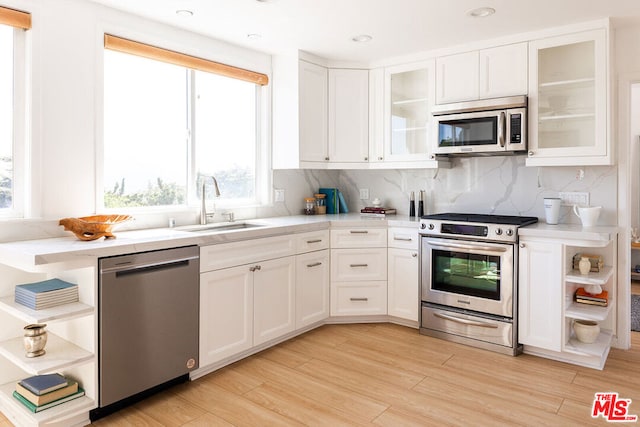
left=103, top=37, right=267, bottom=210
left=0, top=7, right=30, bottom=217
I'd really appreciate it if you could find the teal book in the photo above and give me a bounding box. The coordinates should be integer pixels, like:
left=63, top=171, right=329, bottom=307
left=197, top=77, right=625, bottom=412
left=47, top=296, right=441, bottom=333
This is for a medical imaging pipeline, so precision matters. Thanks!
left=319, top=188, right=339, bottom=214
left=13, top=388, right=85, bottom=413
left=337, top=190, right=349, bottom=213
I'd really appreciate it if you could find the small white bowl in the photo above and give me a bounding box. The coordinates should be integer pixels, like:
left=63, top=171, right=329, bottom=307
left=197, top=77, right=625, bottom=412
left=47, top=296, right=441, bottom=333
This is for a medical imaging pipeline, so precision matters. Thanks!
left=573, top=320, right=600, bottom=344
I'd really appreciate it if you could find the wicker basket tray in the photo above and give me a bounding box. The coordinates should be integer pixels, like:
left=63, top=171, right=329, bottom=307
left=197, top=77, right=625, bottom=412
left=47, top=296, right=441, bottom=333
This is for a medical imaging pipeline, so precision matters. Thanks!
left=59, top=214, right=132, bottom=241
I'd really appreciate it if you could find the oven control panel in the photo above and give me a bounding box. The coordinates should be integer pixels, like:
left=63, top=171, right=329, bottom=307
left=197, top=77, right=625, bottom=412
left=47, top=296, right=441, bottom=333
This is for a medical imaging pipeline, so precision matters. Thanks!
left=419, top=220, right=518, bottom=243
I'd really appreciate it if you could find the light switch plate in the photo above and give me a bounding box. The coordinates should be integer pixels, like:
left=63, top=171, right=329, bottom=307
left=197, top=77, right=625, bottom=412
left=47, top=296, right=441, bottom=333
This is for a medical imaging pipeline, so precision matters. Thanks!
left=558, top=191, right=589, bottom=207
left=359, top=188, right=369, bottom=200
left=274, top=189, right=285, bottom=202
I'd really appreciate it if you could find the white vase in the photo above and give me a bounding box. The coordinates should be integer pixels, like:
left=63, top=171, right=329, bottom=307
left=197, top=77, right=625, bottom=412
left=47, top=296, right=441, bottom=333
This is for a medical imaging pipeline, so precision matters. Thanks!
left=578, top=257, right=591, bottom=275
left=573, top=320, right=600, bottom=344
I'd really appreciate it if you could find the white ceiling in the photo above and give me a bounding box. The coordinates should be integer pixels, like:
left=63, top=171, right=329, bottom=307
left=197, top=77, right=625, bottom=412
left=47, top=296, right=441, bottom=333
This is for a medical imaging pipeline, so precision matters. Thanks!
left=87, top=0, right=640, bottom=63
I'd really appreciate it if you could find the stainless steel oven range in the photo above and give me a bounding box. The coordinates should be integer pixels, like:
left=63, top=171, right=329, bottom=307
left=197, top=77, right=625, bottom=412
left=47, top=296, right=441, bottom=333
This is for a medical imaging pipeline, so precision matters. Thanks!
left=419, top=213, right=537, bottom=355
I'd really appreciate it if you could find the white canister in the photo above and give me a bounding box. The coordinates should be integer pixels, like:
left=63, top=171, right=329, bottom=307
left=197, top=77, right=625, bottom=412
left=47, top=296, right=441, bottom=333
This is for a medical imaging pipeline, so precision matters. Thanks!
left=543, top=198, right=561, bottom=225
left=573, top=205, right=602, bottom=227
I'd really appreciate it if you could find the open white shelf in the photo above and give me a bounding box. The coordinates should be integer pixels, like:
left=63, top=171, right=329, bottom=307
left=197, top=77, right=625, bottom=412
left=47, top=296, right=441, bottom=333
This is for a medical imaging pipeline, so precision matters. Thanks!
left=565, top=301, right=613, bottom=321
left=0, top=333, right=94, bottom=375
left=565, top=265, right=614, bottom=286
left=564, top=329, right=613, bottom=358
left=0, top=296, right=93, bottom=324
left=0, top=381, right=93, bottom=427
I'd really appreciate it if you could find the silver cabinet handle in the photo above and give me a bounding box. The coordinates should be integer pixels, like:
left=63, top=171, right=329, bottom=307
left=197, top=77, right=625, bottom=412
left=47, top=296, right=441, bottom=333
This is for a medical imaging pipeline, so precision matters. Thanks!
left=412, top=253, right=418, bottom=258
left=434, top=311, right=498, bottom=328
left=249, top=265, right=262, bottom=272
left=350, top=263, right=368, bottom=268
left=306, top=262, right=322, bottom=268
left=350, top=230, right=368, bottom=234
left=393, top=237, right=412, bottom=241
left=528, top=150, right=534, bottom=156
left=306, top=239, right=322, bottom=244
left=519, top=243, right=525, bottom=248
left=350, top=297, right=368, bottom=302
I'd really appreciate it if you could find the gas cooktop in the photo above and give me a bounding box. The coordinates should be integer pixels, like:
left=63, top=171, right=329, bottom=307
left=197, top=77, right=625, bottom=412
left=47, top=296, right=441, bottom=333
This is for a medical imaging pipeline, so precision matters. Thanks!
left=421, top=213, right=538, bottom=227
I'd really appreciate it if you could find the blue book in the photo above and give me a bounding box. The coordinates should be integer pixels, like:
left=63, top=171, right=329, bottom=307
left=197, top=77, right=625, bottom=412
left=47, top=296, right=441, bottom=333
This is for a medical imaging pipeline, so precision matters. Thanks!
left=18, top=374, right=68, bottom=396
left=337, top=190, right=349, bottom=213
left=15, top=279, right=76, bottom=296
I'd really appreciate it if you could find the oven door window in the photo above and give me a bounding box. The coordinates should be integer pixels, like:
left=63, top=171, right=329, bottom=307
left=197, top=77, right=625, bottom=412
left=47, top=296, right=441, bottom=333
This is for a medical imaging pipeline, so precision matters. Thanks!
left=438, top=116, right=497, bottom=147
left=432, top=249, right=500, bottom=300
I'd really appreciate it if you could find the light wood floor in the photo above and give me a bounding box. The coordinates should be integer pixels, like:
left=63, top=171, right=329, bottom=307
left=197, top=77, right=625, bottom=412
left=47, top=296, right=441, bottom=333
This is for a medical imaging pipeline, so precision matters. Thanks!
left=2, top=324, right=640, bottom=427
left=0, top=324, right=640, bottom=427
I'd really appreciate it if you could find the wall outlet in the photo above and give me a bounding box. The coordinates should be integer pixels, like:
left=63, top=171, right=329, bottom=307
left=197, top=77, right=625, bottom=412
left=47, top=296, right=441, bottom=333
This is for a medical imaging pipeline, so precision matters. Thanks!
left=274, top=189, right=285, bottom=202
left=359, top=188, right=369, bottom=200
left=558, top=191, right=589, bottom=207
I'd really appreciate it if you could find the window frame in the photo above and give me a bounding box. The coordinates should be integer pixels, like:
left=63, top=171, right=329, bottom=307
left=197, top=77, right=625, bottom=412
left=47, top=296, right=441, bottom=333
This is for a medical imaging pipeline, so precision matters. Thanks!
left=99, top=33, right=272, bottom=214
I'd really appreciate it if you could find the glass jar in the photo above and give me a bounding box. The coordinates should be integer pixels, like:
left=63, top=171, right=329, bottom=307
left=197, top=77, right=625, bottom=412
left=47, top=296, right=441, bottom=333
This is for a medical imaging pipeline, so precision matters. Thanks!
left=304, top=197, right=316, bottom=215
left=314, top=193, right=326, bottom=215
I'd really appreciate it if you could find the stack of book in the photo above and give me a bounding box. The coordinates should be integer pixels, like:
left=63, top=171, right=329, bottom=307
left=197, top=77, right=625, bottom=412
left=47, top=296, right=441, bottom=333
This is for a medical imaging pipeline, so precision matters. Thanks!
left=572, top=253, right=604, bottom=273
left=14, top=278, right=78, bottom=310
left=360, top=207, right=397, bottom=218
left=319, top=188, right=348, bottom=214
left=13, top=373, right=85, bottom=413
left=575, top=287, right=609, bottom=307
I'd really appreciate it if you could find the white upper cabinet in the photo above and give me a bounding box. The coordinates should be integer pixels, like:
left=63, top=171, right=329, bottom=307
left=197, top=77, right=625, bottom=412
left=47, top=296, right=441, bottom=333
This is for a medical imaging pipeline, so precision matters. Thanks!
left=526, top=29, right=610, bottom=166
left=436, top=43, right=528, bottom=104
left=299, top=60, right=329, bottom=162
left=377, top=60, right=438, bottom=164
left=479, top=43, right=528, bottom=99
left=436, top=51, right=479, bottom=104
left=328, top=68, right=369, bottom=162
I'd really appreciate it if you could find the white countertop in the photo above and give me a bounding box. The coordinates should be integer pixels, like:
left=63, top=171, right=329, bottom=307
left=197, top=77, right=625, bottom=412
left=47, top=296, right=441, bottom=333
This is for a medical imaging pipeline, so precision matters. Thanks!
left=0, top=214, right=420, bottom=272
left=519, top=222, right=619, bottom=242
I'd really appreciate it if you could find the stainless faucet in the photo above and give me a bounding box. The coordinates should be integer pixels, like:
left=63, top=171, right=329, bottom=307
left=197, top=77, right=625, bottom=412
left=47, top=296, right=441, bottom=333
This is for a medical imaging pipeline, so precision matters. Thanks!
left=200, top=176, right=221, bottom=225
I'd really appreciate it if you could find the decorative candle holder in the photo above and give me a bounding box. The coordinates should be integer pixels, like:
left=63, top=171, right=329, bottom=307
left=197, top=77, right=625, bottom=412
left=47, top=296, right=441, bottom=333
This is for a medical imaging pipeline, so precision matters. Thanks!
left=23, top=324, right=48, bottom=358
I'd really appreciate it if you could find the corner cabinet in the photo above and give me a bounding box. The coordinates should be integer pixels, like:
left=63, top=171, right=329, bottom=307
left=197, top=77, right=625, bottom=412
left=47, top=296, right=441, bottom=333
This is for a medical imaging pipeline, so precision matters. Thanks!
left=526, top=28, right=611, bottom=166
left=518, top=226, right=618, bottom=370
left=0, top=264, right=97, bottom=427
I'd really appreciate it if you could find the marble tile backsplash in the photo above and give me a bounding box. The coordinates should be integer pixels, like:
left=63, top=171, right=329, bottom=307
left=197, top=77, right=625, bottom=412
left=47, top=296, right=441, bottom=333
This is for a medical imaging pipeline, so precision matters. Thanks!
left=274, top=156, right=617, bottom=226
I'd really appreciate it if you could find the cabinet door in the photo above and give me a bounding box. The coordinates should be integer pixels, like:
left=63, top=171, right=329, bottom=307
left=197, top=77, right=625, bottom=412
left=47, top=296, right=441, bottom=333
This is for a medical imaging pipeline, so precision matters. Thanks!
left=384, top=60, right=435, bottom=162
left=518, top=239, right=563, bottom=351
left=200, top=265, right=253, bottom=365
left=295, top=250, right=330, bottom=328
left=328, top=69, right=369, bottom=162
left=253, top=256, right=296, bottom=346
left=479, top=43, right=528, bottom=99
left=436, top=51, right=479, bottom=104
left=299, top=60, right=328, bottom=162
left=527, top=29, right=609, bottom=165
left=387, top=248, right=419, bottom=322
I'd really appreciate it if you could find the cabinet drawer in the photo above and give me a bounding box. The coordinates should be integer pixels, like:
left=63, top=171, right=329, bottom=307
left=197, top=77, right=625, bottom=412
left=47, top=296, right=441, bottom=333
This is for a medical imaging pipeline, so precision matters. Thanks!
left=388, top=227, right=419, bottom=250
left=296, top=230, right=330, bottom=253
left=200, top=235, right=295, bottom=272
left=331, top=281, right=387, bottom=316
left=330, top=228, right=387, bottom=248
left=331, top=248, right=387, bottom=281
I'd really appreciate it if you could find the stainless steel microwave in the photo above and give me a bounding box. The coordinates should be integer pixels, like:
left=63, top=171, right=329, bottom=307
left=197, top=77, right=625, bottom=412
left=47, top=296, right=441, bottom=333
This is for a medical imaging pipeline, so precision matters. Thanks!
left=432, top=95, right=527, bottom=156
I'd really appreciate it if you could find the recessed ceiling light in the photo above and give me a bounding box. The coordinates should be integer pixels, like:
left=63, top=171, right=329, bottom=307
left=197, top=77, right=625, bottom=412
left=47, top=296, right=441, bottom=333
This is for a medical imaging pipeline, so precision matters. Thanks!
left=467, top=7, right=496, bottom=18
left=352, top=34, right=373, bottom=43
left=247, top=33, right=262, bottom=40
left=176, top=9, right=194, bottom=17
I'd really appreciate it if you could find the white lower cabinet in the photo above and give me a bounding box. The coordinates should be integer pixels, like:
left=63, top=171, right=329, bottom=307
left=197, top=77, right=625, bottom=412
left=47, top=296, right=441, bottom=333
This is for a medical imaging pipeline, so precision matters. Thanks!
left=295, top=249, right=330, bottom=328
left=200, top=265, right=253, bottom=365
left=253, top=257, right=296, bottom=346
left=331, top=281, right=387, bottom=316
left=518, top=239, right=563, bottom=351
left=518, top=228, right=618, bottom=370
left=387, top=227, right=419, bottom=323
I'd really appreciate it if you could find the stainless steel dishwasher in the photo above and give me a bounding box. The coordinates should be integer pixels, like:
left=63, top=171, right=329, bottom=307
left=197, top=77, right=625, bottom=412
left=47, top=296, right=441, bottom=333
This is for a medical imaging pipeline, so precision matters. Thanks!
left=92, top=245, right=199, bottom=420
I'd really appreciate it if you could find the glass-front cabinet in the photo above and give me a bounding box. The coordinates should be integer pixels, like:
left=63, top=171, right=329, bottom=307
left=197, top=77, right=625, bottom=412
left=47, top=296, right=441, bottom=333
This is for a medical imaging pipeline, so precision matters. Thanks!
left=527, top=29, right=610, bottom=166
left=378, top=60, right=436, bottom=163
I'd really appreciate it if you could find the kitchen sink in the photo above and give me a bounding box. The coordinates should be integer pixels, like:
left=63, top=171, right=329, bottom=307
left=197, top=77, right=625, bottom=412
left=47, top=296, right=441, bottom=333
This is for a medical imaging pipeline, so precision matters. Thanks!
left=177, top=221, right=267, bottom=233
